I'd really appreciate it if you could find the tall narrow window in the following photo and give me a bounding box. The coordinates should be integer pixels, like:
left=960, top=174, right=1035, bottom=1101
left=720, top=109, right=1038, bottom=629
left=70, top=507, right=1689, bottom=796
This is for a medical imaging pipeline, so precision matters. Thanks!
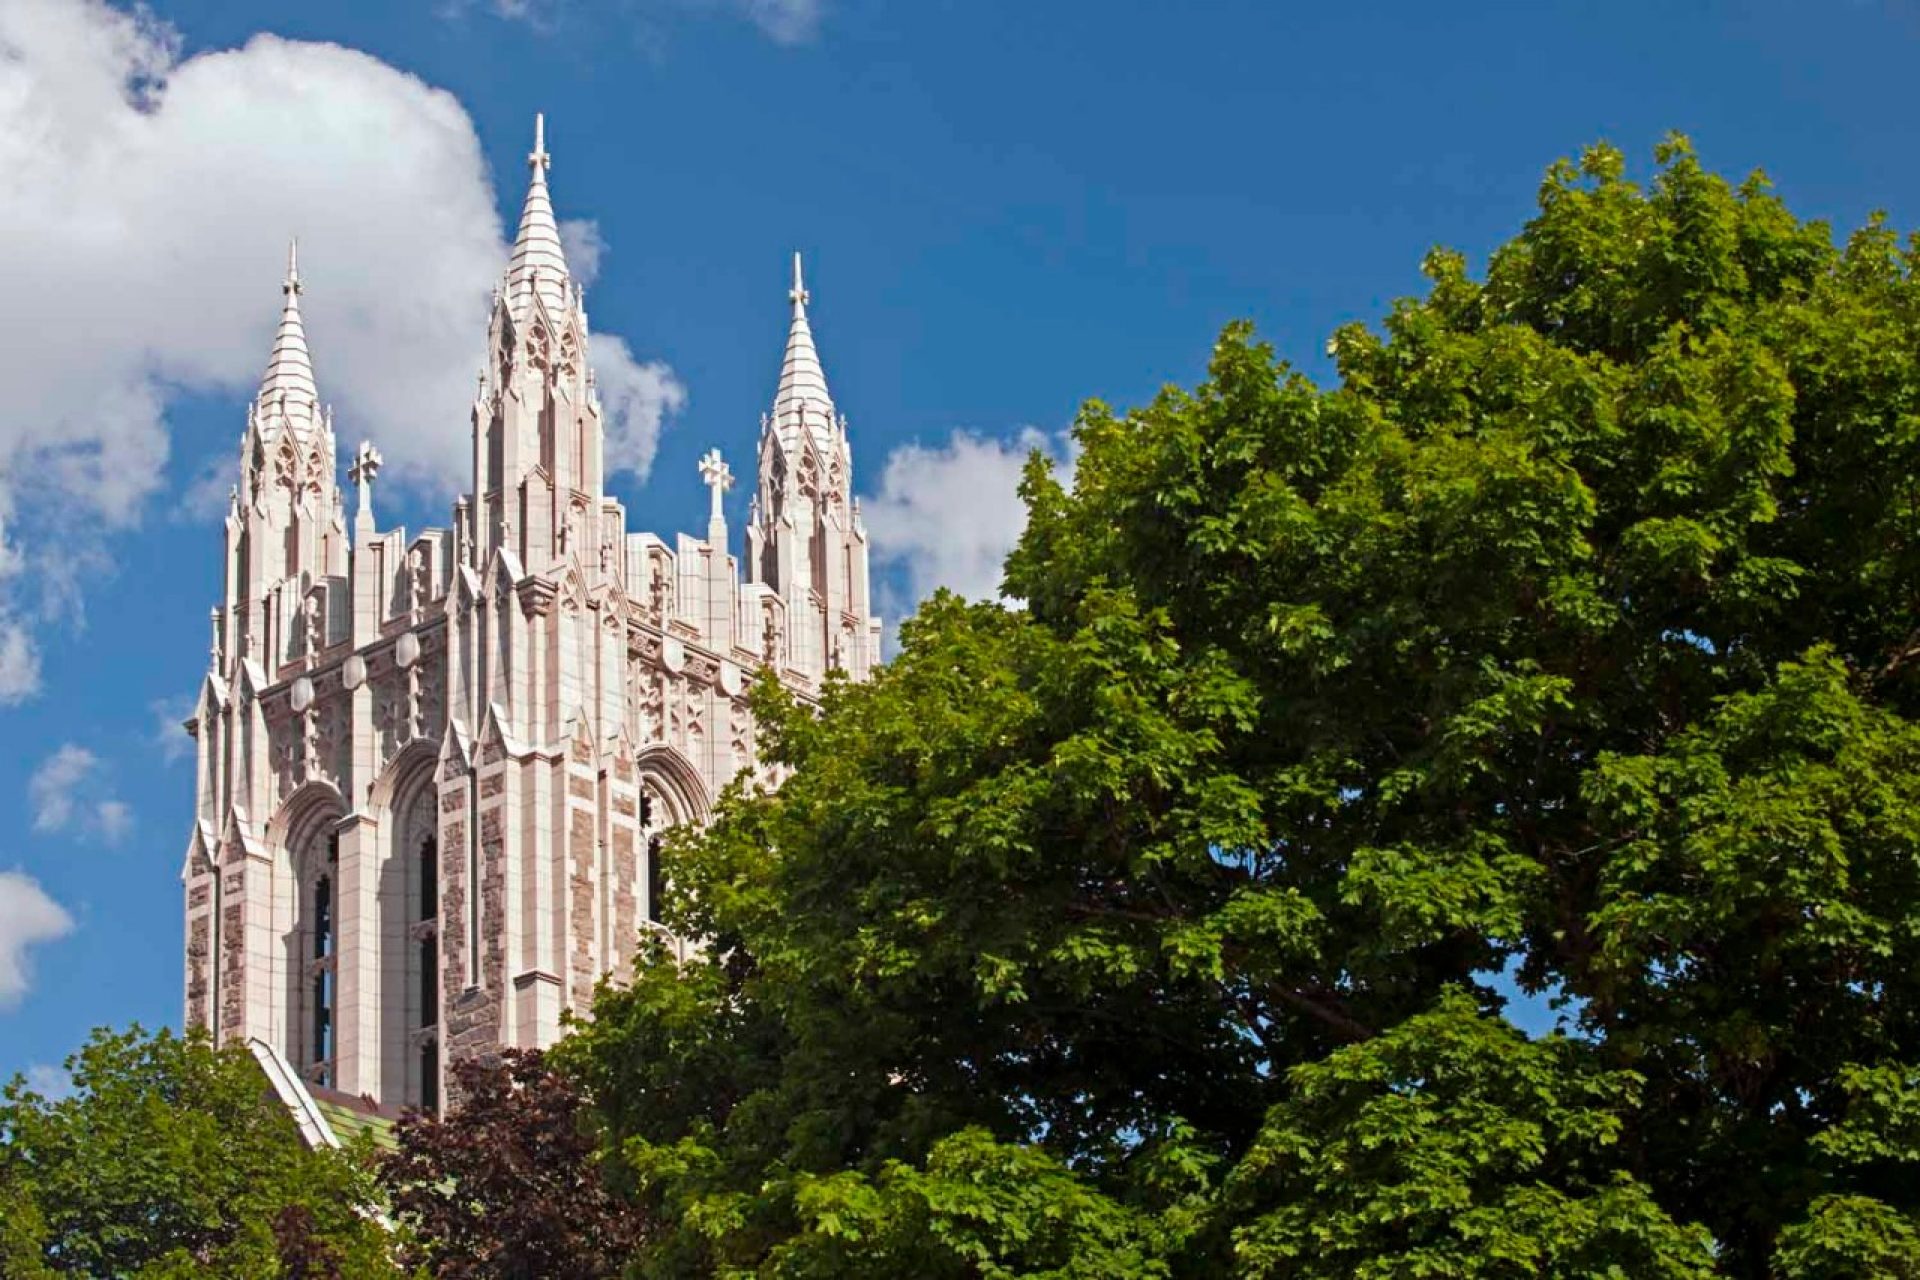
left=419, top=834, right=439, bottom=1025
left=641, top=793, right=664, bottom=924
left=311, top=859, right=335, bottom=1086
left=409, top=823, right=441, bottom=1113
left=646, top=833, right=664, bottom=924
left=420, top=1043, right=439, bottom=1115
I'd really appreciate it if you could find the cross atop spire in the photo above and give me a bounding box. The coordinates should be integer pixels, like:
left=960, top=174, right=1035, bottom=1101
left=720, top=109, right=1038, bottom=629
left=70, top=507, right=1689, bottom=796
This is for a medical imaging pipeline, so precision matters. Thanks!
left=789, top=251, right=809, bottom=314
left=503, top=112, right=569, bottom=320
left=530, top=111, right=550, bottom=174
left=257, top=237, right=318, bottom=427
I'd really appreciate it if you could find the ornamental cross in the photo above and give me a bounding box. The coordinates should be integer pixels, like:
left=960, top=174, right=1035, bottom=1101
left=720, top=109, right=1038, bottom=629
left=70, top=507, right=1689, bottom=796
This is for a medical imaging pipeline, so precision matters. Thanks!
left=529, top=112, right=550, bottom=174
left=349, top=440, right=383, bottom=488
left=349, top=440, right=383, bottom=529
left=699, top=448, right=733, bottom=525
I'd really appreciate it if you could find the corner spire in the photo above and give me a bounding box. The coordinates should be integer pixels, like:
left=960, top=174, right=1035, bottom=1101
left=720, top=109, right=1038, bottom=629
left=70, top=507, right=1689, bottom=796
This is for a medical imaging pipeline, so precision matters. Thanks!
left=770, top=251, right=835, bottom=454
left=257, top=238, right=318, bottom=426
left=503, top=112, right=569, bottom=320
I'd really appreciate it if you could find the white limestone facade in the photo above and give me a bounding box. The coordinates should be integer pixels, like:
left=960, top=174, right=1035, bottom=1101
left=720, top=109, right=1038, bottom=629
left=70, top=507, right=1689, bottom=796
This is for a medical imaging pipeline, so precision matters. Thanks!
left=180, top=118, right=880, bottom=1111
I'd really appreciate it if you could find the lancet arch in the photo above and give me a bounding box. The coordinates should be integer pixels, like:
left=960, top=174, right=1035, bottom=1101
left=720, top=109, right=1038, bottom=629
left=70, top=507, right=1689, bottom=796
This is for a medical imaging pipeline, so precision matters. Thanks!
left=369, top=741, right=441, bottom=1110
left=269, top=781, right=346, bottom=1087
left=635, top=745, right=710, bottom=927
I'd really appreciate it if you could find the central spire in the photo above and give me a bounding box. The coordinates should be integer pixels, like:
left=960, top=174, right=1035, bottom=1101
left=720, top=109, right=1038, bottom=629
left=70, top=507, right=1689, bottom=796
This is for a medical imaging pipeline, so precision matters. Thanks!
left=503, top=113, right=570, bottom=321
left=770, top=252, right=836, bottom=454
left=258, top=239, right=318, bottom=425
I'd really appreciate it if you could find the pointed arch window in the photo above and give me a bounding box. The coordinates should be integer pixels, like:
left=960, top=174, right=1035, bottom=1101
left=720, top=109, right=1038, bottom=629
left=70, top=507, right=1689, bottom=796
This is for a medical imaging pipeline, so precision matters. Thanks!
left=300, top=829, right=339, bottom=1088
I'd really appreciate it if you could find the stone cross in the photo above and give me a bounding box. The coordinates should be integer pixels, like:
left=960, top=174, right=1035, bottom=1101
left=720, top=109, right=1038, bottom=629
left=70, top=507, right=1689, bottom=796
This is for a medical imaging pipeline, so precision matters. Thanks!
left=349, top=441, right=383, bottom=528
left=699, top=448, right=733, bottom=526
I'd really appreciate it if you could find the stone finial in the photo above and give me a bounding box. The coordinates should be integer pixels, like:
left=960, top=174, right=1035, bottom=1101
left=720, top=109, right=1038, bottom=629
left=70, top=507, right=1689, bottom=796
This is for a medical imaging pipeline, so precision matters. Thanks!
left=530, top=111, right=550, bottom=175
left=699, top=448, right=734, bottom=527
left=349, top=440, right=382, bottom=516
left=789, top=250, right=809, bottom=314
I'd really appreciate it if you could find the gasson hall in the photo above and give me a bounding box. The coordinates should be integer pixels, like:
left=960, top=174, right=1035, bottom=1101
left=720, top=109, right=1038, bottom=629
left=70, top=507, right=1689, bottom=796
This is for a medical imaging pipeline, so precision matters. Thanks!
left=180, top=117, right=881, bottom=1115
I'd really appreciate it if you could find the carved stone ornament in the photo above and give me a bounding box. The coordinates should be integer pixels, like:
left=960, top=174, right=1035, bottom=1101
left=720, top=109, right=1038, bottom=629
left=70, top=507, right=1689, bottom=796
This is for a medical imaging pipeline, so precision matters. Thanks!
left=662, top=636, right=686, bottom=674
left=718, top=660, right=743, bottom=698
left=396, top=631, right=421, bottom=671
left=289, top=676, right=315, bottom=713
left=342, top=655, right=367, bottom=691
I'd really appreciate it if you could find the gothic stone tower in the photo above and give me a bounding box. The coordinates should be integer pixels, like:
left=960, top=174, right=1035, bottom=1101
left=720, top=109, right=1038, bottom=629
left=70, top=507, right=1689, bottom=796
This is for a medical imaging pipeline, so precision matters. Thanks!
left=180, top=118, right=881, bottom=1111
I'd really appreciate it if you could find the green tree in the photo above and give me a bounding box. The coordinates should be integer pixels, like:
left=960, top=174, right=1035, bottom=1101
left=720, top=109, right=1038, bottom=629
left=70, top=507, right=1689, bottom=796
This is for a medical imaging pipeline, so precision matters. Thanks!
left=558, top=136, right=1920, bottom=1277
left=0, top=1027, right=397, bottom=1278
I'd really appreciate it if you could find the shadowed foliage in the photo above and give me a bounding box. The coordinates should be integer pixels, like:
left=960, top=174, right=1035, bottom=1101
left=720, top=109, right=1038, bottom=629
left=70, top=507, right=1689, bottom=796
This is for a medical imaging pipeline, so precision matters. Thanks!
left=379, top=1048, right=649, bottom=1280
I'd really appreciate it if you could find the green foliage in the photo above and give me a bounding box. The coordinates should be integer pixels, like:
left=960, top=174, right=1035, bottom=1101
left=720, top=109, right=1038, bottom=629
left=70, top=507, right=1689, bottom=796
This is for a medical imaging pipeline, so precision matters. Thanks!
left=0, top=1026, right=396, bottom=1277
left=1225, top=991, right=1714, bottom=1278
left=557, top=136, right=1920, bottom=1276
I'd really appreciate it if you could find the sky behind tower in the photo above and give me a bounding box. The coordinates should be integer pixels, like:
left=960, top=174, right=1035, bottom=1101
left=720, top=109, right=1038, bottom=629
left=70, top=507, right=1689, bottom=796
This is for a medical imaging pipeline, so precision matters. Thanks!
left=3, top=0, right=1919, bottom=1084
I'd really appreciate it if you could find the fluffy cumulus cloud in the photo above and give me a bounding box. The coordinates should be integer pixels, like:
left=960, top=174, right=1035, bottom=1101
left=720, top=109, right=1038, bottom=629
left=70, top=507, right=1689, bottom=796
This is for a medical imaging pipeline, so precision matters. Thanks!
left=27, top=745, right=132, bottom=844
left=863, top=428, right=1073, bottom=616
left=0, top=870, right=74, bottom=1010
left=0, top=0, right=683, bottom=700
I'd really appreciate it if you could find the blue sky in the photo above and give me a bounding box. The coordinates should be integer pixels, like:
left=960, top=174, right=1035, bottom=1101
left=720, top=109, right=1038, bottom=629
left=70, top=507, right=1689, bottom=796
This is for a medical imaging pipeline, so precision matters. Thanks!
left=2, top=0, right=1918, bottom=1083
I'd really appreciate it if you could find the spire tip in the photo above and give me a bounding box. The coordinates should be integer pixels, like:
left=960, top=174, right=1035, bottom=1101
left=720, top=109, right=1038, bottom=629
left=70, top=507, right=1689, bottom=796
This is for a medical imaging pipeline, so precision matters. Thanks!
left=788, top=251, right=809, bottom=312
left=530, top=112, right=550, bottom=173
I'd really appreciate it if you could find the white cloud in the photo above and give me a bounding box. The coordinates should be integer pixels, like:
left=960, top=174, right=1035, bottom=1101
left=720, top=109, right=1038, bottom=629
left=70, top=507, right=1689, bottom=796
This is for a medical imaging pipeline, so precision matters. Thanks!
left=598, top=347, right=690, bottom=481
left=171, top=452, right=235, bottom=526
left=863, top=427, right=1073, bottom=612
left=27, top=745, right=131, bottom=844
left=24, top=1063, right=75, bottom=1100
left=0, top=0, right=683, bottom=698
left=559, top=218, right=608, bottom=288
left=450, top=0, right=825, bottom=44
left=739, top=0, right=822, bottom=44
left=0, top=624, right=38, bottom=704
left=151, top=695, right=198, bottom=765
left=0, top=870, right=74, bottom=1010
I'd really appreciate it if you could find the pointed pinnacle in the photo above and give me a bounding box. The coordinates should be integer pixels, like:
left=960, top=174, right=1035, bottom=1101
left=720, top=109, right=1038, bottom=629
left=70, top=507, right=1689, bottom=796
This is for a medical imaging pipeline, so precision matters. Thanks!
left=789, top=250, right=809, bottom=313
left=530, top=112, right=550, bottom=173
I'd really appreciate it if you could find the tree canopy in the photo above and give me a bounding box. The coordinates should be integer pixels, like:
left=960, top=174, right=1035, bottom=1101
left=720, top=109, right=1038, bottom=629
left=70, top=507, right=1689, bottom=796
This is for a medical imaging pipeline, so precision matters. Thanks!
left=0, top=1027, right=394, bottom=1278
left=552, top=137, right=1920, bottom=1278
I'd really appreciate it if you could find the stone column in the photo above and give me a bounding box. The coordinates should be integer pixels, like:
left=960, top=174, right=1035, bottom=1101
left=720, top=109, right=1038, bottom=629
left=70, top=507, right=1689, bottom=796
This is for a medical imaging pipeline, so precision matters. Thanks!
left=332, top=812, right=382, bottom=1098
